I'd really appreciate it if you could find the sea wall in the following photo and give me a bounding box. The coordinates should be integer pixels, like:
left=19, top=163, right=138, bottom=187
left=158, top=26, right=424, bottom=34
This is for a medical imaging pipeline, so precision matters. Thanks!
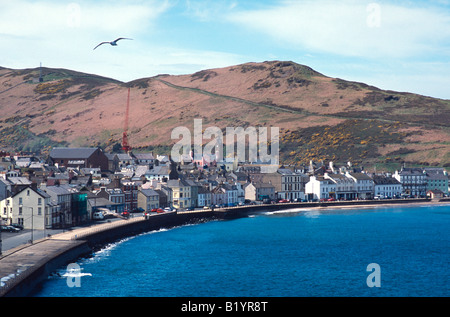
left=0, top=240, right=91, bottom=297
left=81, top=211, right=219, bottom=249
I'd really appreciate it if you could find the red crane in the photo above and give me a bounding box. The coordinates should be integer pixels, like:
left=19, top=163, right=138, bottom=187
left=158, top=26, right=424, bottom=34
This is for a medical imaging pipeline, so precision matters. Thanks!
left=122, top=87, right=131, bottom=152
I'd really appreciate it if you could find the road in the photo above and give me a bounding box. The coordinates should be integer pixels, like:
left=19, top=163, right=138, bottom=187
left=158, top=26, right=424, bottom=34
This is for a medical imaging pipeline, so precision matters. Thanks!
left=0, top=217, right=126, bottom=253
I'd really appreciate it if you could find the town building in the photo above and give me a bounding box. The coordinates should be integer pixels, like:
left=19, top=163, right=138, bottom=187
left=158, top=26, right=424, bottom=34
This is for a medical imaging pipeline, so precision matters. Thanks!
left=305, top=175, right=336, bottom=200
left=138, top=188, right=160, bottom=211
left=154, top=189, right=169, bottom=208
left=49, top=147, right=109, bottom=171
left=144, top=166, right=170, bottom=182
left=197, top=186, right=212, bottom=207
left=244, top=182, right=276, bottom=201
left=0, top=186, right=52, bottom=229
left=427, top=189, right=444, bottom=200
left=424, top=167, right=448, bottom=195
left=134, top=153, right=155, bottom=167
left=39, top=184, right=73, bottom=228
left=372, top=175, right=403, bottom=198
left=323, top=173, right=353, bottom=200
left=95, top=187, right=125, bottom=213
left=211, top=184, right=227, bottom=206
left=345, top=172, right=374, bottom=199
left=116, top=153, right=135, bottom=169
left=167, top=179, right=191, bottom=209
left=121, top=181, right=139, bottom=212
left=393, top=167, right=427, bottom=197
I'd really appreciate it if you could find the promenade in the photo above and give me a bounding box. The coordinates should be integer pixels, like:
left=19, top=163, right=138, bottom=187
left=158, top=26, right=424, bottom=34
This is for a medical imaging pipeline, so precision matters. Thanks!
left=0, top=210, right=204, bottom=297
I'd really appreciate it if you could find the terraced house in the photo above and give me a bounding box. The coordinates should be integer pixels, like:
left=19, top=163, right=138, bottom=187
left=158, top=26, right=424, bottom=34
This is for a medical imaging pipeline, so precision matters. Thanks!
left=394, top=167, right=427, bottom=197
left=0, top=186, right=51, bottom=230
left=167, top=179, right=191, bottom=209
left=323, top=173, right=354, bottom=200
left=424, top=167, right=449, bottom=195
left=138, top=188, right=159, bottom=211
left=372, top=175, right=403, bottom=198
left=345, top=172, right=374, bottom=199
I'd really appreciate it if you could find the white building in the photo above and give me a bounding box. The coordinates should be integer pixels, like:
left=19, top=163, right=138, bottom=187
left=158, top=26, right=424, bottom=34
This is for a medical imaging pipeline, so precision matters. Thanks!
left=305, top=176, right=336, bottom=201
left=345, top=172, right=374, bottom=199
left=372, top=175, right=403, bottom=198
left=197, top=187, right=212, bottom=207
left=323, top=173, right=354, bottom=200
left=224, top=183, right=239, bottom=206
left=0, top=186, right=52, bottom=229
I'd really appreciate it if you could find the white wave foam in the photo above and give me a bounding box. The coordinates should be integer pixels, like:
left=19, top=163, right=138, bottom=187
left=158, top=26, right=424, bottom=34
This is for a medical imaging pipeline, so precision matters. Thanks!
left=303, top=210, right=321, bottom=218
left=260, top=208, right=315, bottom=216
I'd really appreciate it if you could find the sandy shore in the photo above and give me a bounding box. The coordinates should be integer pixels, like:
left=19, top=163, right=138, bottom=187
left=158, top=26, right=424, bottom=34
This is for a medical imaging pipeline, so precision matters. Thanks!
left=311, top=200, right=449, bottom=210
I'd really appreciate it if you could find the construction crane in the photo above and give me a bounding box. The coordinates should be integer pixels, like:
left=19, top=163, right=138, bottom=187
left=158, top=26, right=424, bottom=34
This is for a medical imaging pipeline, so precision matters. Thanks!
left=122, top=87, right=131, bottom=152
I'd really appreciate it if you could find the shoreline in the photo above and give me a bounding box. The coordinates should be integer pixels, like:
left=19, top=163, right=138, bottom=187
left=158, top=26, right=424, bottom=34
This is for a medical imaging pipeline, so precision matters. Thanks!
left=1, top=198, right=448, bottom=297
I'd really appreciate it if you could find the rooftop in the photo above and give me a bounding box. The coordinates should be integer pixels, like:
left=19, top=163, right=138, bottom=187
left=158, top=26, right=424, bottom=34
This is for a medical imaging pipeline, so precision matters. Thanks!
left=50, top=147, right=99, bottom=159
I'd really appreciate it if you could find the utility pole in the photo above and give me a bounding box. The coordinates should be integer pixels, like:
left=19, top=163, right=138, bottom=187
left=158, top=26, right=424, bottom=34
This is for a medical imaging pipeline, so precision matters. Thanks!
left=122, top=87, right=131, bottom=152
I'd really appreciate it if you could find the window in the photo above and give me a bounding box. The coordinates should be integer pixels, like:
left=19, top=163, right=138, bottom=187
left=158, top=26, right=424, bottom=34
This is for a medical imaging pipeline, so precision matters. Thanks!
left=19, top=197, right=23, bottom=205
left=27, top=190, right=30, bottom=196
left=38, top=198, right=42, bottom=205
left=38, top=207, right=42, bottom=215
left=19, top=207, right=22, bottom=215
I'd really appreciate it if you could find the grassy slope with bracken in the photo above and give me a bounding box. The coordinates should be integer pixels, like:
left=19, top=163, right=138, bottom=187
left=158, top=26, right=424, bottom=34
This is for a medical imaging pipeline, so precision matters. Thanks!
left=0, top=61, right=449, bottom=168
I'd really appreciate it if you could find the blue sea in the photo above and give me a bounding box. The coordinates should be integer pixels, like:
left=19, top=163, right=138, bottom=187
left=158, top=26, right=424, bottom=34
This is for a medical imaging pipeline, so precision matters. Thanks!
left=33, top=204, right=450, bottom=297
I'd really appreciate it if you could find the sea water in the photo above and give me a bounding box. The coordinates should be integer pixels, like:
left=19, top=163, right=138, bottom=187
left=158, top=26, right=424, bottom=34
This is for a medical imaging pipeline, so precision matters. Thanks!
left=33, top=204, right=450, bottom=297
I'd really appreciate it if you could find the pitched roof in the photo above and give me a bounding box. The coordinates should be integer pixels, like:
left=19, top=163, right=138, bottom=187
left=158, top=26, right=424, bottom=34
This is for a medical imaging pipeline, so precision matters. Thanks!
left=50, top=147, right=98, bottom=159
left=139, top=188, right=159, bottom=197
left=167, top=179, right=190, bottom=187
left=12, top=186, right=50, bottom=199
left=134, top=153, right=154, bottom=160
left=372, top=175, right=401, bottom=185
left=348, top=172, right=373, bottom=180
left=251, top=182, right=274, bottom=188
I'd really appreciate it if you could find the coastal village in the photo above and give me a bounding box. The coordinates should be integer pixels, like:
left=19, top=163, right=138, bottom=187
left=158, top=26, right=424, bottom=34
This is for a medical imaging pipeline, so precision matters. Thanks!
left=0, top=146, right=449, bottom=231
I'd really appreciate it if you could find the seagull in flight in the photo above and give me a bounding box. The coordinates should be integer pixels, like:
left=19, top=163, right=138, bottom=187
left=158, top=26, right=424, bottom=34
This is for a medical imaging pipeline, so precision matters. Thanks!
left=93, top=37, right=132, bottom=50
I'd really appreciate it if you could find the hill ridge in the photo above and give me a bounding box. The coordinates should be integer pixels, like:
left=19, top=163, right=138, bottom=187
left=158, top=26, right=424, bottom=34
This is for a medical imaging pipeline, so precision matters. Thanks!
left=0, top=60, right=448, bottom=167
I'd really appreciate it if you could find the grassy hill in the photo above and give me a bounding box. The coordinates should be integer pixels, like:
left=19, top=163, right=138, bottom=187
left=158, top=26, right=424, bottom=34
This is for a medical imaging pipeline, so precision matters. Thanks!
left=0, top=61, right=449, bottom=168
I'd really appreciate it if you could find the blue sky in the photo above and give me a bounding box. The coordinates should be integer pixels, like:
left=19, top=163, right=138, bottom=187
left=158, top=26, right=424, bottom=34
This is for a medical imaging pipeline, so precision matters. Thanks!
left=1, top=0, right=450, bottom=99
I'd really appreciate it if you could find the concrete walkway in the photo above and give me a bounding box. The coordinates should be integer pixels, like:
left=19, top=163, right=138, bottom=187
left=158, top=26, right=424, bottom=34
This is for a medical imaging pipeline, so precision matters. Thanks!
left=0, top=238, right=88, bottom=296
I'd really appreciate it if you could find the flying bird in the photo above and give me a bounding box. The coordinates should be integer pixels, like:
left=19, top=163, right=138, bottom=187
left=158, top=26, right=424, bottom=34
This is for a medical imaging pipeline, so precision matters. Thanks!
left=93, top=37, right=132, bottom=50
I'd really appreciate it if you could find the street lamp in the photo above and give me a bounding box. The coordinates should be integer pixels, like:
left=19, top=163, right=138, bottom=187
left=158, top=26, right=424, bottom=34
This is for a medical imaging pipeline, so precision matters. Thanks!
left=20, top=205, right=33, bottom=244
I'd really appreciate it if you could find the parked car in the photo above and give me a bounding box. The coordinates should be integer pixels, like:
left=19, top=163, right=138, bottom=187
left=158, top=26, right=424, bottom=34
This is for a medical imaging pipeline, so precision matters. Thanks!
left=10, top=223, right=24, bottom=230
left=327, top=197, right=336, bottom=202
left=374, top=195, right=385, bottom=200
left=157, top=208, right=165, bottom=213
left=1, top=225, right=20, bottom=232
left=93, top=211, right=105, bottom=220
left=278, top=199, right=289, bottom=203
left=121, top=211, right=130, bottom=218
